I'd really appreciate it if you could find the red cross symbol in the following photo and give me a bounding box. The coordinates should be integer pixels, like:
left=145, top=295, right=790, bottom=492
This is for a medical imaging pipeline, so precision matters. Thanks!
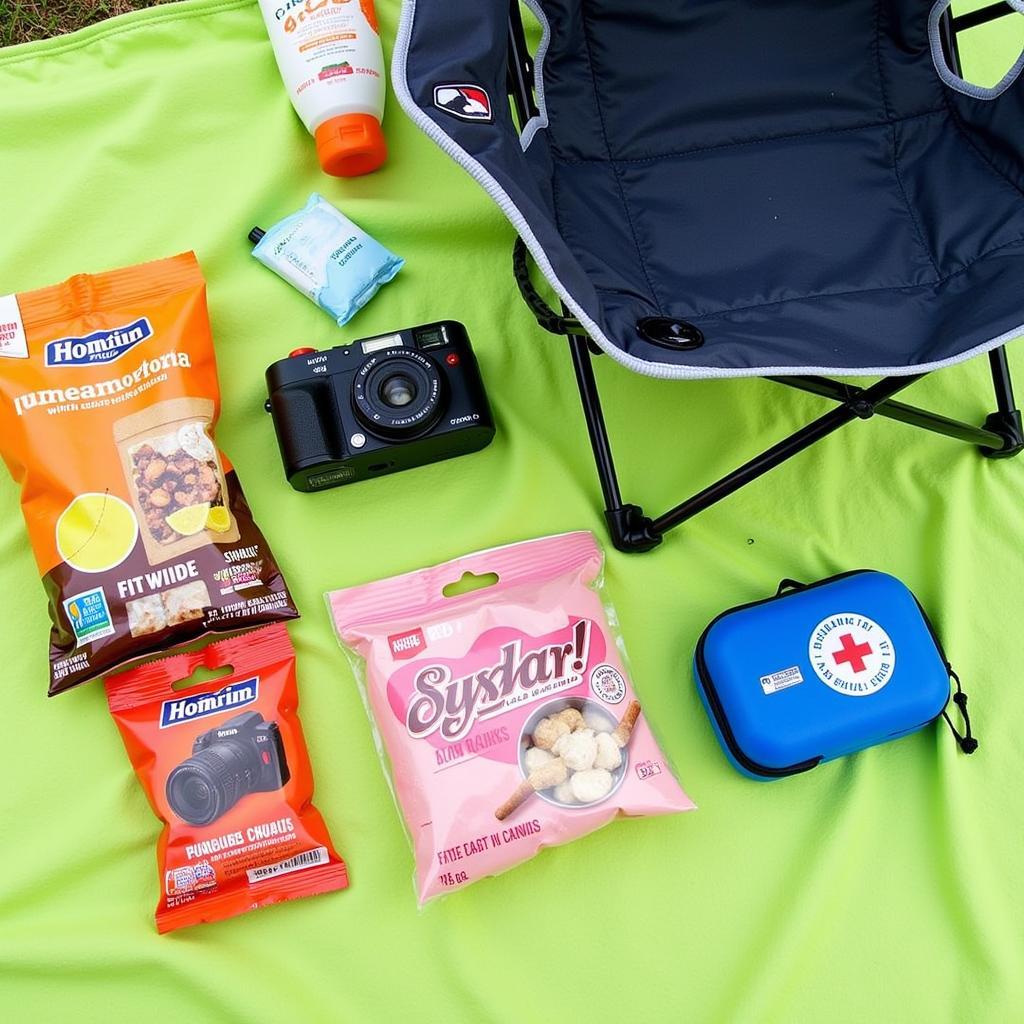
left=832, top=633, right=873, bottom=673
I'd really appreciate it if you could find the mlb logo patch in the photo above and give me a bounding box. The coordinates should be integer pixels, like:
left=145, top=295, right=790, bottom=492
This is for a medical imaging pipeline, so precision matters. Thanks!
left=433, top=84, right=493, bottom=123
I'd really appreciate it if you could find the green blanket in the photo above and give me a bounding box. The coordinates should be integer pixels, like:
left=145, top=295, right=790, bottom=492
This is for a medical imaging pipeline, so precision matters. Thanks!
left=1, top=2, right=1022, bottom=1021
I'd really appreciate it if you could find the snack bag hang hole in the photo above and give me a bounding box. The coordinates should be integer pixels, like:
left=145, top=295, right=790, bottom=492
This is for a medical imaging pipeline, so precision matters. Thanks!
left=0, top=253, right=299, bottom=695
left=106, top=624, right=348, bottom=933
left=328, top=531, right=696, bottom=904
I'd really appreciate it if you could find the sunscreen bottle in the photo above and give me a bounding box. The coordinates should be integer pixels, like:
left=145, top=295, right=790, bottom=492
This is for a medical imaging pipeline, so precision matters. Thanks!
left=258, top=0, right=387, bottom=177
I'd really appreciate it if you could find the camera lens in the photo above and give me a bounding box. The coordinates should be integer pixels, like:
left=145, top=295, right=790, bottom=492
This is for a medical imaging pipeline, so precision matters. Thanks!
left=353, top=350, right=445, bottom=440
left=380, top=374, right=417, bottom=408
left=166, top=737, right=261, bottom=826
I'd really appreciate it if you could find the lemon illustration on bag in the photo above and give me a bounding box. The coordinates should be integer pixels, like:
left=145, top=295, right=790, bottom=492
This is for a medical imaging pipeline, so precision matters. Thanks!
left=205, top=506, right=231, bottom=533
left=164, top=502, right=211, bottom=537
left=56, top=493, right=139, bottom=573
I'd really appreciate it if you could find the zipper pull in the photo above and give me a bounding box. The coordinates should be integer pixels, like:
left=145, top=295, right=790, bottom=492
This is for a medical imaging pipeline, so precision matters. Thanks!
left=942, top=666, right=978, bottom=754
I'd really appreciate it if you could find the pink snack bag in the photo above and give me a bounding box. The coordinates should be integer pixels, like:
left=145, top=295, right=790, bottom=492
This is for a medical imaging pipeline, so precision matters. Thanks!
left=327, top=531, right=695, bottom=903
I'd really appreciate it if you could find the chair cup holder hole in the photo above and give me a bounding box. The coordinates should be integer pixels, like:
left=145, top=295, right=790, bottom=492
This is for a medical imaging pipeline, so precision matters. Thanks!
left=636, top=317, right=705, bottom=350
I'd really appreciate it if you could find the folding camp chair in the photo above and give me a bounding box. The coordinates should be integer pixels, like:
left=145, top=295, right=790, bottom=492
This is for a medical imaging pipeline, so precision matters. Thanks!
left=394, top=1, right=1024, bottom=551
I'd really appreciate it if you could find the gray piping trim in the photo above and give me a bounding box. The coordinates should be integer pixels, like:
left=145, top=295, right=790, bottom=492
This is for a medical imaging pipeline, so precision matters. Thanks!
left=929, top=0, right=1024, bottom=100
left=518, top=0, right=551, bottom=151
left=394, top=0, right=1024, bottom=381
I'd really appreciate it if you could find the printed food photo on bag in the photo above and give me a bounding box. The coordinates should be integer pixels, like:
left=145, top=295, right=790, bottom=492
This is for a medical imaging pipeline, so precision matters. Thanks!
left=115, top=397, right=240, bottom=565
left=0, top=252, right=298, bottom=694
left=327, top=531, right=695, bottom=904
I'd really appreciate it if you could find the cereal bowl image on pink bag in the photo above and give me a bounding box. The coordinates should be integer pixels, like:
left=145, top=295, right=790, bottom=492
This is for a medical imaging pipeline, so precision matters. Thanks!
left=327, top=531, right=696, bottom=904
left=508, top=696, right=632, bottom=814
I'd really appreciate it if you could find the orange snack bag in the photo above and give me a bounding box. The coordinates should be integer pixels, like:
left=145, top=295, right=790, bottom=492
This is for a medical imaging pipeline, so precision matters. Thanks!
left=106, top=624, right=348, bottom=932
left=0, top=253, right=298, bottom=694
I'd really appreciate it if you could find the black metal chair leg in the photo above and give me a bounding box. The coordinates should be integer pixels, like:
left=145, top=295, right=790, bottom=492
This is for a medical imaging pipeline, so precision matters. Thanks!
left=566, top=337, right=662, bottom=552
left=981, top=347, right=1024, bottom=459
left=562, top=329, right=1024, bottom=553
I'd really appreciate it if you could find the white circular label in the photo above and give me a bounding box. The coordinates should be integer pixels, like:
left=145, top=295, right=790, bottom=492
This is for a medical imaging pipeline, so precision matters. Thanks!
left=808, top=613, right=896, bottom=697
left=590, top=664, right=626, bottom=704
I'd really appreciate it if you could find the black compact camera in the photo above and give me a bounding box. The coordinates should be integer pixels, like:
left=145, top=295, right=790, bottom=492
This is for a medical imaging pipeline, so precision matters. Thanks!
left=165, top=711, right=290, bottom=826
left=265, top=320, right=495, bottom=491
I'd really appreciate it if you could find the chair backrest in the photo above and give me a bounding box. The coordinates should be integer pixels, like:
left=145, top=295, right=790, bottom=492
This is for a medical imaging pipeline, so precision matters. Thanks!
left=394, top=1, right=1024, bottom=378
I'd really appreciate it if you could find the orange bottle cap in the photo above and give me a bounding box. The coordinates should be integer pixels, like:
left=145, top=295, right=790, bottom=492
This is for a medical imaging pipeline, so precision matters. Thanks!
left=314, top=114, right=387, bottom=177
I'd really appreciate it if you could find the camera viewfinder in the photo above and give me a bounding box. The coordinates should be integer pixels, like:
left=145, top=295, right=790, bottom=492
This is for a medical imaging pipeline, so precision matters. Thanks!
left=414, top=325, right=448, bottom=350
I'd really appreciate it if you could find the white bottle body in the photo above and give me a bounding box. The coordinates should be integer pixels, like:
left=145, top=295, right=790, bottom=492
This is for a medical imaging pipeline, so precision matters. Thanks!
left=257, top=0, right=385, bottom=133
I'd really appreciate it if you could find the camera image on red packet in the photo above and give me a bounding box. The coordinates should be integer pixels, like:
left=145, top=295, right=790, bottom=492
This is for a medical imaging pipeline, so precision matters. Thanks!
left=105, top=624, right=348, bottom=933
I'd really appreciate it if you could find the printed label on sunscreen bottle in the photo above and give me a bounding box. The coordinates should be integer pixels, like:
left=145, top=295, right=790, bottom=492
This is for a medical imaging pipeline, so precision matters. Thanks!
left=257, top=0, right=387, bottom=176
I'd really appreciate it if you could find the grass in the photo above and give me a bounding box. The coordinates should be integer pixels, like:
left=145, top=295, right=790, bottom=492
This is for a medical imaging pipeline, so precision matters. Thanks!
left=2, top=0, right=1021, bottom=81
left=1, top=1, right=176, bottom=47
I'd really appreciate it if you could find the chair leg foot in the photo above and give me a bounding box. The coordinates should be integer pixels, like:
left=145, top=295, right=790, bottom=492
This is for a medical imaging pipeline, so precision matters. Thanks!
left=605, top=505, right=662, bottom=553
left=980, top=409, right=1024, bottom=459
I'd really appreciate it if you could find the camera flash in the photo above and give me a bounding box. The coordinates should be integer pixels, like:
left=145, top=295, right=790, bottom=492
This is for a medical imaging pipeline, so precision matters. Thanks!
left=361, top=333, right=403, bottom=354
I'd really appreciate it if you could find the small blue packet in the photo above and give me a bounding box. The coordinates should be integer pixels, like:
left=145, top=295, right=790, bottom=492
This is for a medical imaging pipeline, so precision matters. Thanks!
left=250, top=193, right=404, bottom=325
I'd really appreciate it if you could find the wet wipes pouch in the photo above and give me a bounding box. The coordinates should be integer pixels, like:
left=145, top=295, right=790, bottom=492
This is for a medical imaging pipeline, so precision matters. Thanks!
left=250, top=192, right=403, bottom=325
left=694, top=571, right=977, bottom=780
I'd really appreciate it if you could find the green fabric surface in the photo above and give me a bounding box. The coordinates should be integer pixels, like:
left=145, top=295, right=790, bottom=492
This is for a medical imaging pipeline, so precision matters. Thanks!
left=1, top=2, right=1022, bottom=1021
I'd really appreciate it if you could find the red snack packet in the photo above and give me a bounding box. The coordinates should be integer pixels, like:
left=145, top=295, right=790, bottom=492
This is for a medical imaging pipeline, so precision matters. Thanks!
left=105, top=624, right=347, bottom=932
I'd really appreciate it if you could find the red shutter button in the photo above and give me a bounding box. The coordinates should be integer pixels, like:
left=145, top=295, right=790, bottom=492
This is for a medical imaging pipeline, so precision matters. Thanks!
left=289, top=347, right=318, bottom=358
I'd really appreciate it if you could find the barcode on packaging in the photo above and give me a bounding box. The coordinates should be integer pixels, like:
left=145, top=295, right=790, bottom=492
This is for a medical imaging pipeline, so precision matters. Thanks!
left=246, top=846, right=329, bottom=883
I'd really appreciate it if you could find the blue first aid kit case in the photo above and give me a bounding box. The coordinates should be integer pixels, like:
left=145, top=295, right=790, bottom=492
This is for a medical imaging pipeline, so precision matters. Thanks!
left=694, top=570, right=976, bottom=780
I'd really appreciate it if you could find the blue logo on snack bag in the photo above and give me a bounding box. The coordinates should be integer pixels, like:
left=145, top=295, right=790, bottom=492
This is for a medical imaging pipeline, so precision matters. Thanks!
left=44, top=317, right=152, bottom=367
left=160, top=677, right=259, bottom=728
left=63, top=587, right=115, bottom=645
